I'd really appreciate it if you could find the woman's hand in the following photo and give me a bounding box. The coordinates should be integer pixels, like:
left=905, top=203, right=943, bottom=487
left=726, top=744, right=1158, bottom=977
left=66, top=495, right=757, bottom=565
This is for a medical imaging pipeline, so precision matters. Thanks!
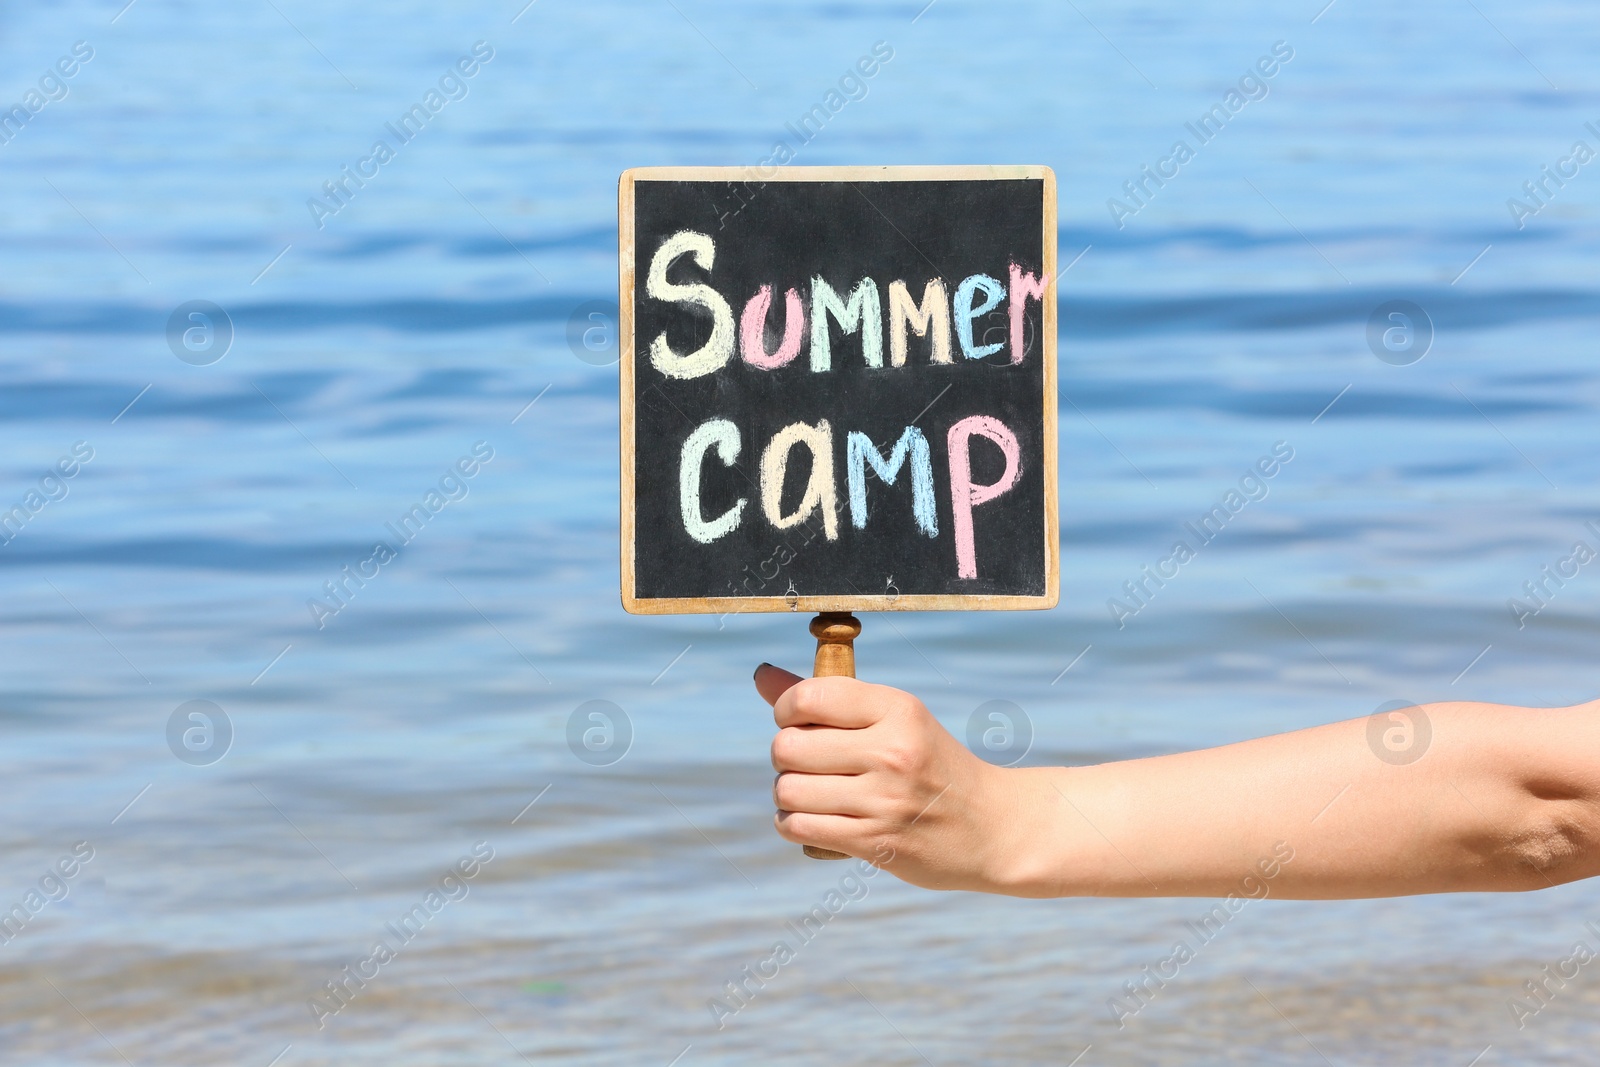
left=756, top=662, right=1054, bottom=894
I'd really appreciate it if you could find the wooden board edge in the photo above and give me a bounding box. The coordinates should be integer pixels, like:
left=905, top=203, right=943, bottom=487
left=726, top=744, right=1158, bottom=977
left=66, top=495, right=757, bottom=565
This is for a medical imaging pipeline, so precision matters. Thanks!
left=618, top=170, right=640, bottom=613
left=622, top=164, right=1053, bottom=184
left=623, top=594, right=1058, bottom=615
left=1041, top=166, right=1060, bottom=609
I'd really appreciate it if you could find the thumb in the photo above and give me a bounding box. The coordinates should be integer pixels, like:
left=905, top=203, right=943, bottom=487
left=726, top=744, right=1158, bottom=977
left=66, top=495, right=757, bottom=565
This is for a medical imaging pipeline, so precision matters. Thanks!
left=753, top=662, right=804, bottom=707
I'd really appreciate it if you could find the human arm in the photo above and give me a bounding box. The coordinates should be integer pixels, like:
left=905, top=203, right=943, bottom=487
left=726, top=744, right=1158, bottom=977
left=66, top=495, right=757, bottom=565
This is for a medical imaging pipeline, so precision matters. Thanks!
left=757, top=663, right=1600, bottom=898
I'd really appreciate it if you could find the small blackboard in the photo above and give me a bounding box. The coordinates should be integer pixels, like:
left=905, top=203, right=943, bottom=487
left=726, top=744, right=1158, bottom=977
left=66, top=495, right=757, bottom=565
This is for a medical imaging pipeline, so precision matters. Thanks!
left=619, top=166, right=1058, bottom=615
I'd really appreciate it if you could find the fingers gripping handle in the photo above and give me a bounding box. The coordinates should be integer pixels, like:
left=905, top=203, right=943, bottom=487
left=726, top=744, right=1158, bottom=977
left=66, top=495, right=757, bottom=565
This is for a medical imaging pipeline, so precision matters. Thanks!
left=803, top=612, right=860, bottom=860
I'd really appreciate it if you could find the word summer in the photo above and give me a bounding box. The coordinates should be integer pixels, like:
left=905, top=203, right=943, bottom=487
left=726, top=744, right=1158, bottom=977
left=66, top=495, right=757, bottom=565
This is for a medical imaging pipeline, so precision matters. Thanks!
left=644, top=231, right=1048, bottom=378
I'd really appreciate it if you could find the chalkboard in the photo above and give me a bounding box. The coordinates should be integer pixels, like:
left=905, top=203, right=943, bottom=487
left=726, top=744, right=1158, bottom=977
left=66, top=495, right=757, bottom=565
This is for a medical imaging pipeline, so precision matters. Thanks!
left=619, top=166, right=1057, bottom=615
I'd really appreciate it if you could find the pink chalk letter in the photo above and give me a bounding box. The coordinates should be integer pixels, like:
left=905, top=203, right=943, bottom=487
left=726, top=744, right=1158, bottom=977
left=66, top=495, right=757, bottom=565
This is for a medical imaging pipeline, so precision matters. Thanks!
left=1008, top=263, right=1049, bottom=365
left=946, top=415, right=1022, bottom=580
left=740, top=285, right=804, bottom=370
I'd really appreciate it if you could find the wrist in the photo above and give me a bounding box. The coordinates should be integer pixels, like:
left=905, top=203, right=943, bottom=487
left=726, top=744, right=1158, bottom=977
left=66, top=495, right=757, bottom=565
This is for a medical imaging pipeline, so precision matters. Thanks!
left=978, top=765, right=1083, bottom=898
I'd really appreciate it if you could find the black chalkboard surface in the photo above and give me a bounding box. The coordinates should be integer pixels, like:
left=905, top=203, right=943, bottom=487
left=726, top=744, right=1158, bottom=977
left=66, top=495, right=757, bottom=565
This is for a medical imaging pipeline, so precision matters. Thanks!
left=619, top=166, right=1057, bottom=615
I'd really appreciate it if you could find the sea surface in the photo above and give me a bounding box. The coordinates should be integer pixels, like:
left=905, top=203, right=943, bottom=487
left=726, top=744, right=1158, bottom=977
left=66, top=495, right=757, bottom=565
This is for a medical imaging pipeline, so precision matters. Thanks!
left=3, top=1, right=1599, bottom=1063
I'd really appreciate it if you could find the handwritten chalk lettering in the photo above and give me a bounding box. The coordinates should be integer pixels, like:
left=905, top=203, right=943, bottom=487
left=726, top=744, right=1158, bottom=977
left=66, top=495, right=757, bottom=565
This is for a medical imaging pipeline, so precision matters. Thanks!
left=887, top=279, right=951, bottom=366
left=848, top=428, right=937, bottom=538
left=680, top=419, right=746, bottom=544
left=647, top=230, right=735, bottom=379
left=623, top=168, right=1056, bottom=607
left=679, top=415, right=1021, bottom=580
left=811, top=276, right=884, bottom=371
left=953, top=274, right=1006, bottom=359
left=761, top=420, right=840, bottom=540
left=645, top=231, right=1048, bottom=379
left=947, top=416, right=1021, bottom=579
left=1008, top=263, right=1048, bottom=364
left=740, top=285, right=804, bottom=369
left=646, top=230, right=1042, bottom=580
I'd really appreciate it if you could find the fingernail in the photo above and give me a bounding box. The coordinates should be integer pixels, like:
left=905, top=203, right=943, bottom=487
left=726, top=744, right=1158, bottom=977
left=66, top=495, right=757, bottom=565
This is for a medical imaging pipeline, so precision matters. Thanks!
left=753, top=662, right=772, bottom=679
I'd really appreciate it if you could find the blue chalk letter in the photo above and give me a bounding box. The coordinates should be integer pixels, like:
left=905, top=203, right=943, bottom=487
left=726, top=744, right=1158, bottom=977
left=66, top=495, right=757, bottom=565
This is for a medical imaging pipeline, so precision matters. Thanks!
left=846, top=428, right=937, bottom=537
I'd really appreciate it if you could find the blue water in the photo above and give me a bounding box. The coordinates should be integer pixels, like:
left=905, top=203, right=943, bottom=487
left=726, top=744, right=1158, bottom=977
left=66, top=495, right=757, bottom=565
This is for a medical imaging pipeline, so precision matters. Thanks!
left=3, top=0, right=1600, bottom=1063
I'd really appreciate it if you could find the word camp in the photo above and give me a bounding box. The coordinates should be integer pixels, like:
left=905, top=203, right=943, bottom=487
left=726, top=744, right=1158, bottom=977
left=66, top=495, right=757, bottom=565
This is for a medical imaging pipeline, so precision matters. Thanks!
left=643, top=230, right=1048, bottom=580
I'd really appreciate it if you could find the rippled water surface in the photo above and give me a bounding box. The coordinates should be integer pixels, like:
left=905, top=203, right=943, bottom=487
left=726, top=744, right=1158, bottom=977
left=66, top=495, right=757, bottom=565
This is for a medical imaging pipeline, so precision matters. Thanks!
left=3, top=1, right=1600, bottom=1063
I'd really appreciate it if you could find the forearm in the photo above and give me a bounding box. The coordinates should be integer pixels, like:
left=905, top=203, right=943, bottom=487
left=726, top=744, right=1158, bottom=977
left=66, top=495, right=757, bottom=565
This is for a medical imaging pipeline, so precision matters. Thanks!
left=1005, top=701, right=1600, bottom=899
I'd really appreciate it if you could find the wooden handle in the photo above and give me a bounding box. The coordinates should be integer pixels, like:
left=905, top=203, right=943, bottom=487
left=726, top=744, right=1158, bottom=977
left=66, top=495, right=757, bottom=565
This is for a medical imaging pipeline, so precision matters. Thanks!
left=802, top=612, right=860, bottom=860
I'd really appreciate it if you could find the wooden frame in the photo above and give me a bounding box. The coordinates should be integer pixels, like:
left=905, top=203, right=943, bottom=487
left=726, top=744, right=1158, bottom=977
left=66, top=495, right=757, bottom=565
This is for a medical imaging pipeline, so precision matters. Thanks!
left=618, top=165, right=1058, bottom=615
